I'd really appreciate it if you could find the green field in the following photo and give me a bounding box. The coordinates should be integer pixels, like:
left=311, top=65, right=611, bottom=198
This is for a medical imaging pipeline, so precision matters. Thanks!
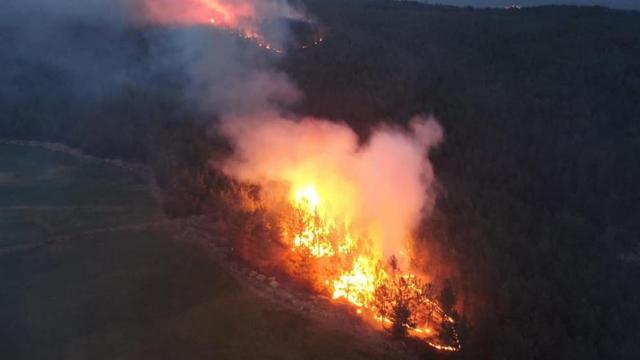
left=0, top=144, right=401, bottom=360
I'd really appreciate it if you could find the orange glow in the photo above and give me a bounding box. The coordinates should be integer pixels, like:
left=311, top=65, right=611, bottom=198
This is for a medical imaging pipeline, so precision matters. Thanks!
left=142, top=0, right=257, bottom=28
left=219, top=116, right=457, bottom=351
left=140, top=0, right=302, bottom=53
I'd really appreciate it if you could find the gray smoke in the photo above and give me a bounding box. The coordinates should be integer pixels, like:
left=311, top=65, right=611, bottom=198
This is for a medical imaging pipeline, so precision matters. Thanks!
left=1, top=0, right=140, bottom=103
left=0, top=0, right=307, bottom=140
left=139, top=0, right=307, bottom=118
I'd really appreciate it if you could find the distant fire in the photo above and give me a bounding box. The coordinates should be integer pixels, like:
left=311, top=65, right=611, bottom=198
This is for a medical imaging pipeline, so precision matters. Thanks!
left=219, top=115, right=460, bottom=351
left=141, top=0, right=316, bottom=53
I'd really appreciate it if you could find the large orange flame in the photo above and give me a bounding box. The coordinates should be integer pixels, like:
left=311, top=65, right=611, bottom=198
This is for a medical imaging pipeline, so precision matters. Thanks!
left=286, top=182, right=459, bottom=351
left=219, top=115, right=459, bottom=351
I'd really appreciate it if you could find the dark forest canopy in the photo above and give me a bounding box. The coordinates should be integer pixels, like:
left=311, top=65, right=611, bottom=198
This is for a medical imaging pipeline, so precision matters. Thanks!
left=1, top=1, right=639, bottom=359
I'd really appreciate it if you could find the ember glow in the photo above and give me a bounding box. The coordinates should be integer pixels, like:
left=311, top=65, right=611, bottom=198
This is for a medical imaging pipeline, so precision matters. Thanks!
left=141, top=0, right=309, bottom=52
left=220, top=115, right=460, bottom=351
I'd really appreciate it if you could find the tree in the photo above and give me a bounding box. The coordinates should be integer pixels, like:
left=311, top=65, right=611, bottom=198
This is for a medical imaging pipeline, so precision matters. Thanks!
left=439, top=279, right=456, bottom=315
left=391, top=300, right=413, bottom=338
left=373, top=273, right=437, bottom=339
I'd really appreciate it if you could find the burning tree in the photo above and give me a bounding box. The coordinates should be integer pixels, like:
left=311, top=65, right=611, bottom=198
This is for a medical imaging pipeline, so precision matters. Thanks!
left=216, top=114, right=459, bottom=351
left=372, top=264, right=437, bottom=339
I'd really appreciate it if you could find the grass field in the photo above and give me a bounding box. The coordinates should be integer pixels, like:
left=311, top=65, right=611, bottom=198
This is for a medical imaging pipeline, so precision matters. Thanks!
left=0, top=144, right=402, bottom=360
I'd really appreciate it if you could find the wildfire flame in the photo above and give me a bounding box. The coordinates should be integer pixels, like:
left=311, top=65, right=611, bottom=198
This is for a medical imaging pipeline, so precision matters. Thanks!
left=219, top=115, right=457, bottom=351
left=287, top=183, right=460, bottom=351
left=140, top=0, right=318, bottom=53
left=138, top=0, right=456, bottom=353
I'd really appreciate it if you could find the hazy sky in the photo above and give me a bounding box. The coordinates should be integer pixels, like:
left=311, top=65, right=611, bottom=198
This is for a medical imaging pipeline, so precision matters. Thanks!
left=424, top=1, right=640, bottom=10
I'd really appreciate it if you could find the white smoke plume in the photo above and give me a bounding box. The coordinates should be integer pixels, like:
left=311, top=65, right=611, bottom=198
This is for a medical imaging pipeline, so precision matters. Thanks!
left=219, top=113, right=443, bottom=266
left=139, top=0, right=306, bottom=115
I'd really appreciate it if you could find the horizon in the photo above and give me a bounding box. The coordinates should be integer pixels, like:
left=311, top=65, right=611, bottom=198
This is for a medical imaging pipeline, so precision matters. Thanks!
left=418, top=0, right=640, bottom=11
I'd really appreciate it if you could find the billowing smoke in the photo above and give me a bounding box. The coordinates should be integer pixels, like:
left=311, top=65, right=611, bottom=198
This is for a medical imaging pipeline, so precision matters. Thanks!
left=140, top=0, right=306, bottom=35
left=0, top=0, right=305, bottom=139
left=219, top=113, right=443, bottom=267
left=2, top=1, right=453, bottom=342
left=138, top=0, right=306, bottom=115
left=137, top=0, right=445, bottom=266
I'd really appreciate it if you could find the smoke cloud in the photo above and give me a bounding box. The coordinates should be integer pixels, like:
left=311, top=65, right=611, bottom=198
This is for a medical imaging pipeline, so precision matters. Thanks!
left=1, top=0, right=445, bottom=266
left=1, top=0, right=140, bottom=104
left=0, top=0, right=305, bottom=132
left=219, top=113, right=443, bottom=265
left=139, top=0, right=306, bottom=116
